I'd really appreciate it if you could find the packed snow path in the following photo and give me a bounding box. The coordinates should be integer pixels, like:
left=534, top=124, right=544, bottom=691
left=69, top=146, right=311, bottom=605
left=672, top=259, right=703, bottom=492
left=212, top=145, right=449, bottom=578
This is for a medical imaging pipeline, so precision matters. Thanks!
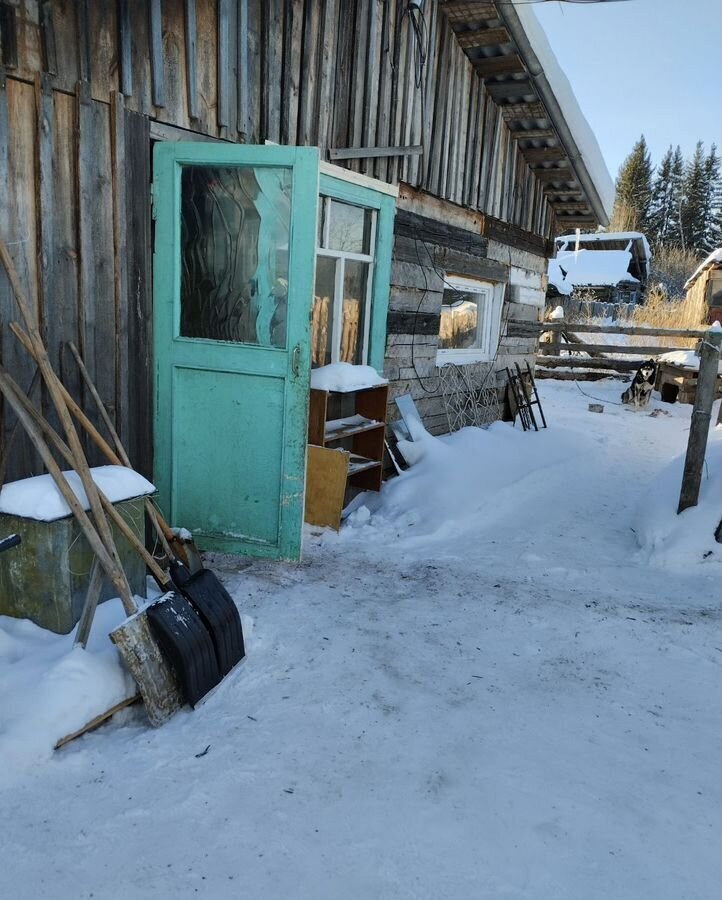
left=1, top=381, right=719, bottom=899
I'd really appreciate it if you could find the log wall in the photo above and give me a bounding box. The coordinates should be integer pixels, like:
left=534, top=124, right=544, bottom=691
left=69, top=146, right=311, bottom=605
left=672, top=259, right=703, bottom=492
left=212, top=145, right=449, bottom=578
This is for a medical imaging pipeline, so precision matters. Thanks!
left=0, top=0, right=555, bottom=479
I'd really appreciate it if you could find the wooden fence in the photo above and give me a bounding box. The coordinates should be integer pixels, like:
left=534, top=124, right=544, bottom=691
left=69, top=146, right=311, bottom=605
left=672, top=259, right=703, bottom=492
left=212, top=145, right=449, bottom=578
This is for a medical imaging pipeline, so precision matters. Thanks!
left=509, top=319, right=709, bottom=380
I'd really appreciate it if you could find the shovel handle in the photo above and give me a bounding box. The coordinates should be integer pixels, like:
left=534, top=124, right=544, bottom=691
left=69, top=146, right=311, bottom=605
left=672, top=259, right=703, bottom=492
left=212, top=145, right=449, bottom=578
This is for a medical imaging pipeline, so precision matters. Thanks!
left=0, top=368, right=136, bottom=615
left=0, top=368, right=170, bottom=590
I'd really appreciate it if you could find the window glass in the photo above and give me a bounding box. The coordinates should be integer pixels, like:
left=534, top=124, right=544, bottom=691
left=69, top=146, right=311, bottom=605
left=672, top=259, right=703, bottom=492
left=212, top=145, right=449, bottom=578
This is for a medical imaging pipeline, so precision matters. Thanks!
left=340, top=261, right=370, bottom=363
left=439, top=291, right=483, bottom=350
left=312, top=256, right=337, bottom=368
left=326, top=199, right=372, bottom=254
left=180, top=165, right=291, bottom=346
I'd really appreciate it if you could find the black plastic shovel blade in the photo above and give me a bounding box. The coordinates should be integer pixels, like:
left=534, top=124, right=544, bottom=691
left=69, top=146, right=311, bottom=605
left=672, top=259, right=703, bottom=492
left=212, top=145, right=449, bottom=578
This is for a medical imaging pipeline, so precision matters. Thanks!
left=146, top=591, right=221, bottom=707
left=169, top=561, right=245, bottom=676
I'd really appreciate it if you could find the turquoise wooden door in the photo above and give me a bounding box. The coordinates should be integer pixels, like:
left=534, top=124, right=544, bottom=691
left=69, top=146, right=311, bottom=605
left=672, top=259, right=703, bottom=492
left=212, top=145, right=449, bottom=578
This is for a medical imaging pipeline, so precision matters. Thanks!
left=152, top=143, right=319, bottom=560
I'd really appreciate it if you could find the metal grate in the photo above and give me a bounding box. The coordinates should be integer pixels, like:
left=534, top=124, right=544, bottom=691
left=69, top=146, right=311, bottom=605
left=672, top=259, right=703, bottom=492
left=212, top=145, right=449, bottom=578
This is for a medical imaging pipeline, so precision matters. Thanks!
left=439, top=362, right=501, bottom=433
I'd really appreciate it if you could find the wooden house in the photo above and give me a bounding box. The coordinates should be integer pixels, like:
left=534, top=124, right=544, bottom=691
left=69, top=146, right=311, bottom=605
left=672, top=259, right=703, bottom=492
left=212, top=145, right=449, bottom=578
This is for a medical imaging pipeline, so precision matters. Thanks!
left=0, top=0, right=612, bottom=560
left=683, top=249, right=722, bottom=325
left=547, top=232, right=650, bottom=305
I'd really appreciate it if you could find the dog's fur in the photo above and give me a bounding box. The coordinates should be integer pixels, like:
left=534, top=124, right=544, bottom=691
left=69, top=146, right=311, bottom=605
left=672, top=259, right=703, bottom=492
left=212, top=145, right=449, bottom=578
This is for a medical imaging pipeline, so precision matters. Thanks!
left=621, top=359, right=657, bottom=408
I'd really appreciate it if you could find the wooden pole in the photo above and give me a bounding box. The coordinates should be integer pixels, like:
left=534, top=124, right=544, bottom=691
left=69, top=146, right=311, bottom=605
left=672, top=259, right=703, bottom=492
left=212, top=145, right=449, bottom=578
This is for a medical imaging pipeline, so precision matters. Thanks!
left=677, top=328, right=722, bottom=514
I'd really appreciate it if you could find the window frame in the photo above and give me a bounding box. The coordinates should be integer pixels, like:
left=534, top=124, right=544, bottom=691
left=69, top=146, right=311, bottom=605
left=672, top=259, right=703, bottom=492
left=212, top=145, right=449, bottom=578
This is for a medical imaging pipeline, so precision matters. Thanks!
left=436, top=274, right=505, bottom=366
left=314, top=174, right=395, bottom=371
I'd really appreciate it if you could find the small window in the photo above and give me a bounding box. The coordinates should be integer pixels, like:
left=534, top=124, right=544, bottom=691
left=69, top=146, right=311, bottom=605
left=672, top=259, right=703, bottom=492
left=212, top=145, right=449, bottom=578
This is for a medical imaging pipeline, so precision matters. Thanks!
left=312, top=196, right=377, bottom=367
left=437, top=275, right=504, bottom=364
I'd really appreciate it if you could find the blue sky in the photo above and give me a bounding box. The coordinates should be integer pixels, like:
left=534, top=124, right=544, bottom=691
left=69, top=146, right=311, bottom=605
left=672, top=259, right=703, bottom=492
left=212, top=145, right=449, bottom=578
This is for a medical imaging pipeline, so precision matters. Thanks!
left=532, top=0, right=722, bottom=180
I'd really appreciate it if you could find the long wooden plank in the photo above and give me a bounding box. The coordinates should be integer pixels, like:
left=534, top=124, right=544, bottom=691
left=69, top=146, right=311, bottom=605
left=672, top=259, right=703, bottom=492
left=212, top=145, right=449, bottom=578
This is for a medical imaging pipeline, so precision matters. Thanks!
left=281, top=0, right=304, bottom=145
left=217, top=0, right=231, bottom=129
left=123, top=108, right=153, bottom=477
left=148, top=0, right=165, bottom=108
left=55, top=695, right=141, bottom=749
left=297, top=0, right=320, bottom=146
left=77, top=85, right=117, bottom=463
left=184, top=0, right=199, bottom=119
left=236, top=0, right=249, bottom=137
left=117, top=0, right=133, bottom=96
left=514, top=322, right=709, bottom=339
left=537, top=357, right=651, bottom=371
left=110, top=92, right=130, bottom=449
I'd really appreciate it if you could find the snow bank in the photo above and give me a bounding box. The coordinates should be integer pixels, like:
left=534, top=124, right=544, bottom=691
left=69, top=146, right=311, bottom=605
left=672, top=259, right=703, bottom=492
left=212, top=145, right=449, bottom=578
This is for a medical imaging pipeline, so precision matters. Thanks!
left=0, top=465, right=155, bottom=522
left=310, top=363, right=387, bottom=393
left=344, top=419, right=582, bottom=546
left=0, top=599, right=136, bottom=784
left=632, top=428, right=722, bottom=569
left=548, top=248, right=637, bottom=294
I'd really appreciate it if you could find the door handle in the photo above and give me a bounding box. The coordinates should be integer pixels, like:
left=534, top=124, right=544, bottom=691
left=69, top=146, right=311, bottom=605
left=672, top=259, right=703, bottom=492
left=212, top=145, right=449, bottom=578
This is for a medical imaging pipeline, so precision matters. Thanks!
left=291, top=344, right=301, bottom=378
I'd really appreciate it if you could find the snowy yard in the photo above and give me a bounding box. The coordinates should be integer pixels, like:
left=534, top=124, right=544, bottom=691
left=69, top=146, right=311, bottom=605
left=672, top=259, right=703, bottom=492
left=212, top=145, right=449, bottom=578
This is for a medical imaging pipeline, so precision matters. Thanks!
left=1, top=380, right=720, bottom=900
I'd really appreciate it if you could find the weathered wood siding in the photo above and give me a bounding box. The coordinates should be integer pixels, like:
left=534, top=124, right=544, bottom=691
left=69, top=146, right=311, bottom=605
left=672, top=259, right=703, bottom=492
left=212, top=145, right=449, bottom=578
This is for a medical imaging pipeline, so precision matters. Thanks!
left=385, top=191, right=545, bottom=435
left=0, top=0, right=556, bottom=479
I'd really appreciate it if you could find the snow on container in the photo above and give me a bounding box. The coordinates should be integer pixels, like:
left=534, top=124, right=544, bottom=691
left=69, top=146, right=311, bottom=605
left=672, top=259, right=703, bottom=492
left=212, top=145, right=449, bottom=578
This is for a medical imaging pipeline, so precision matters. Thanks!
left=0, top=466, right=155, bottom=634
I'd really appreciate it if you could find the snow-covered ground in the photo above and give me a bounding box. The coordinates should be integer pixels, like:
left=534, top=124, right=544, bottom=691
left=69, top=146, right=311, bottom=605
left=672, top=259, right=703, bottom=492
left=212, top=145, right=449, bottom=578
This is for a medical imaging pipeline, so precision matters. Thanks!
left=1, top=381, right=720, bottom=900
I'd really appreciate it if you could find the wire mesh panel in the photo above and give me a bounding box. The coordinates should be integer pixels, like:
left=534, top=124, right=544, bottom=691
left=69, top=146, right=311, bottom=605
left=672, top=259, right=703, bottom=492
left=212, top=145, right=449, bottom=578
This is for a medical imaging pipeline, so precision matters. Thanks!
left=439, top=362, right=501, bottom=432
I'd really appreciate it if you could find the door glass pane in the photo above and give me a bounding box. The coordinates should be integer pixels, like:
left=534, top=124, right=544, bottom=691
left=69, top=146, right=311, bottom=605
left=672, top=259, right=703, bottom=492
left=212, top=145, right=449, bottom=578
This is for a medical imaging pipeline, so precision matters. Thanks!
left=180, top=165, right=291, bottom=346
left=312, top=256, right=336, bottom=368
left=327, top=199, right=372, bottom=254
left=439, top=291, right=482, bottom=350
left=341, top=260, right=370, bottom=364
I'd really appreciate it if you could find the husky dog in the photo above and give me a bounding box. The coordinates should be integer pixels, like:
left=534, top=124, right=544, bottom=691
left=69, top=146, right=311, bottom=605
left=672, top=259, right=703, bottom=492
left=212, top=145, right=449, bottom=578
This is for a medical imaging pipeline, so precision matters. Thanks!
left=621, top=359, right=657, bottom=408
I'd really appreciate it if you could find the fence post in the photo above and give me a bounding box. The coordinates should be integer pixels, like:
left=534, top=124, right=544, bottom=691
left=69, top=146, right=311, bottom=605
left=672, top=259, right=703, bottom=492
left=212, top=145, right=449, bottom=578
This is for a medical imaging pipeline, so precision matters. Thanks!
left=548, top=305, right=564, bottom=357
left=677, top=327, right=722, bottom=514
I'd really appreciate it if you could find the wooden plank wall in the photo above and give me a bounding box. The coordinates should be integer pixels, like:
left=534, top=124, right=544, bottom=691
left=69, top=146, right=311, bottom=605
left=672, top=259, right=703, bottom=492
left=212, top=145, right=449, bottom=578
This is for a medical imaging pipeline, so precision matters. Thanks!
left=0, top=0, right=556, bottom=480
left=384, top=200, right=545, bottom=435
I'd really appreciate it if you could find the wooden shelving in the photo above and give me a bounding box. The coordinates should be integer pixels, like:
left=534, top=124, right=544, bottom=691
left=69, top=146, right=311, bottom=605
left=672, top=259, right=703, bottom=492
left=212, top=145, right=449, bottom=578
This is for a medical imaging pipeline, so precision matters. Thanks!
left=308, top=383, right=388, bottom=494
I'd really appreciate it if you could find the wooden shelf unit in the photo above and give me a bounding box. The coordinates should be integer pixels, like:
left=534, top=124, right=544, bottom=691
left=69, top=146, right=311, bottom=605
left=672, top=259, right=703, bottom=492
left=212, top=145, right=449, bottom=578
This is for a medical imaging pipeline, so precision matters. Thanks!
left=308, top=384, right=388, bottom=493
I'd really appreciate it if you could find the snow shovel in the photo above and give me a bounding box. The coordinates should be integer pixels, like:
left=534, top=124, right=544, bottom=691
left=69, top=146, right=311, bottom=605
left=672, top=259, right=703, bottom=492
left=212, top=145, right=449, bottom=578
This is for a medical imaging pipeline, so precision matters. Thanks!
left=0, top=367, right=222, bottom=711
left=65, top=339, right=244, bottom=675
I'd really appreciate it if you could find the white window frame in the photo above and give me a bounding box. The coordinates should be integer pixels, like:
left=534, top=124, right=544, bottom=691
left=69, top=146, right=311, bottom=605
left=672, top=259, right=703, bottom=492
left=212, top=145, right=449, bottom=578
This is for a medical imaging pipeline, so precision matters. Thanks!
left=436, top=274, right=505, bottom=365
left=315, top=196, right=377, bottom=365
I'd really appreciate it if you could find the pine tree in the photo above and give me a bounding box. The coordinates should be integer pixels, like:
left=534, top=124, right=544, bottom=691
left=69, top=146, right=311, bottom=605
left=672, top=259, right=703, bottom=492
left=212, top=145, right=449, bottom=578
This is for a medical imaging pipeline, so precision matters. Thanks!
left=648, top=145, right=685, bottom=247
left=612, top=135, right=653, bottom=232
left=648, top=146, right=674, bottom=244
left=680, top=141, right=708, bottom=253
left=702, top=145, right=722, bottom=252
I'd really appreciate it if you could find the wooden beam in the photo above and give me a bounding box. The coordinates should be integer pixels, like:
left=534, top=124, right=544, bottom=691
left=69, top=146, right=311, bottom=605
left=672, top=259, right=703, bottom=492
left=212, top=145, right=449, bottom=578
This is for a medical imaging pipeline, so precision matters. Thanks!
left=533, top=170, right=576, bottom=183
left=513, top=322, right=710, bottom=339
left=329, top=145, right=423, bottom=161
left=184, top=0, right=199, bottom=120
left=455, top=26, right=510, bottom=50
left=500, top=101, right=546, bottom=121
left=511, top=128, right=555, bottom=141
left=551, top=202, right=591, bottom=213
left=537, top=357, right=642, bottom=372
left=485, top=79, right=534, bottom=101
left=117, top=0, right=132, bottom=95
left=522, top=148, right=567, bottom=163
left=544, top=188, right=584, bottom=198
left=473, top=56, right=524, bottom=77
left=148, top=0, right=164, bottom=108
left=442, top=1, right=497, bottom=23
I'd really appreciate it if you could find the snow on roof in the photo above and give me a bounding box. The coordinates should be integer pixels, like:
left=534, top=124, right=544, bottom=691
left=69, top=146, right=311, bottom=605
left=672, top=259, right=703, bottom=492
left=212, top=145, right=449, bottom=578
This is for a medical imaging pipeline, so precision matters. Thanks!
left=548, top=249, right=638, bottom=295
left=513, top=4, right=615, bottom=219
left=556, top=232, right=652, bottom=262
left=684, top=248, right=722, bottom=290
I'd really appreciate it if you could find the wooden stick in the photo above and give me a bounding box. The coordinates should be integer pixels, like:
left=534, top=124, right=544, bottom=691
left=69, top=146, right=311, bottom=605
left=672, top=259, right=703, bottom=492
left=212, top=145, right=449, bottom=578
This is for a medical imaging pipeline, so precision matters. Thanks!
left=12, top=323, right=183, bottom=564
left=0, top=370, right=135, bottom=615
left=0, top=367, right=169, bottom=587
left=0, top=365, right=40, bottom=487
left=0, top=238, right=133, bottom=610
left=66, top=340, right=175, bottom=559
left=513, top=321, right=709, bottom=339
left=74, top=558, right=103, bottom=649
left=54, top=694, right=140, bottom=749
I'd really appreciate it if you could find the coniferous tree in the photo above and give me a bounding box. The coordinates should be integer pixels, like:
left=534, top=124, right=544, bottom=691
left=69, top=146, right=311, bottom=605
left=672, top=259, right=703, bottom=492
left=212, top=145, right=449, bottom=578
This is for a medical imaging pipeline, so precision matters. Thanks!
left=668, top=146, right=685, bottom=246
left=612, top=135, right=653, bottom=232
left=680, top=141, right=708, bottom=252
left=648, top=146, right=675, bottom=244
left=702, top=145, right=722, bottom=252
